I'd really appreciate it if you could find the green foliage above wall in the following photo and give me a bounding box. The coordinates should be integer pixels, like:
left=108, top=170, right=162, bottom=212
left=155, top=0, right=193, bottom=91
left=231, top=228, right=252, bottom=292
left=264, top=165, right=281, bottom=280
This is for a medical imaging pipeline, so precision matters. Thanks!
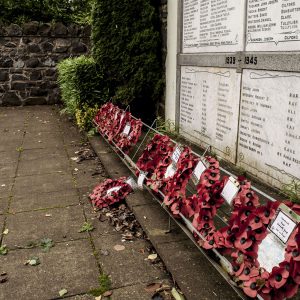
left=91, top=0, right=164, bottom=122
left=57, top=56, right=108, bottom=116
left=0, top=0, right=93, bottom=25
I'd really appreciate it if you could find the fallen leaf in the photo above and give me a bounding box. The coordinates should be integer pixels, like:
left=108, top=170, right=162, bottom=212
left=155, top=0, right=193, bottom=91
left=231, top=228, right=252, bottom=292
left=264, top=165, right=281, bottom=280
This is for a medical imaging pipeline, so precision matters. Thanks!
left=148, top=253, right=158, bottom=260
left=171, top=287, right=185, bottom=300
left=1, top=184, right=6, bottom=187
left=0, top=245, right=8, bottom=255
left=25, top=256, right=40, bottom=266
left=103, top=290, right=113, bottom=297
left=113, top=245, right=125, bottom=251
left=2, top=229, right=9, bottom=235
left=95, top=296, right=102, bottom=300
left=74, top=168, right=79, bottom=172
left=45, top=214, right=52, bottom=217
left=59, top=289, right=68, bottom=297
left=145, top=282, right=162, bottom=293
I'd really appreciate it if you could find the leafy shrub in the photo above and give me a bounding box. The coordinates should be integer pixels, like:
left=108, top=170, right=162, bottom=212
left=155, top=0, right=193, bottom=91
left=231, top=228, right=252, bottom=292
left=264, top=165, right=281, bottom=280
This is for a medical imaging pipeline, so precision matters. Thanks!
left=0, top=0, right=93, bottom=25
left=91, top=0, right=163, bottom=122
left=75, top=104, right=99, bottom=131
left=57, top=55, right=108, bottom=115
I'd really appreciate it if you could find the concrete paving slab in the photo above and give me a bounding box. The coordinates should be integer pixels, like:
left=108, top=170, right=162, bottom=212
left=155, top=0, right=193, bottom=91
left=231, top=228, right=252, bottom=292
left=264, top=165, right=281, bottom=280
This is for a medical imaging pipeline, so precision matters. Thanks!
left=0, top=178, right=13, bottom=198
left=14, top=172, right=74, bottom=196
left=1, top=129, right=24, bottom=142
left=0, top=150, right=20, bottom=165
left=3, top=205, right=87, bottom=248
left=9, top=189, right=79, bottom=213
left=155, top=240, right=239, bottom=300
left=94, top=235, right=168, bottom=289
left=133, top=203, right=189, bottom=245
left=0, top=139, right=24, bottom=152
left=17, top=156, right=69, bottom=176
left=0, top=112, right=26, bottom=128
left=0, top=239, right=100, bottom=300
left=82, top=203, right=119, bottom=238
left=20, top=147, right=67, bottom=162
left=22, top=131, right=64, bottom=149
left=72, top=161, right=106, bottom=189
left=110, top=283, right=158, bottom=300
left=0, top=163, right=17, bottom=178
left=0, top=197, right=9, bottom=215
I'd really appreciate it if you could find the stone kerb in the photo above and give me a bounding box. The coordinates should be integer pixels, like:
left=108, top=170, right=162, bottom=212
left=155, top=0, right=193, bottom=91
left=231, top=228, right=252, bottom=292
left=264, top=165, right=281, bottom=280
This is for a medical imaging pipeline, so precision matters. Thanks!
left=0, top=21, right=90, bottom=106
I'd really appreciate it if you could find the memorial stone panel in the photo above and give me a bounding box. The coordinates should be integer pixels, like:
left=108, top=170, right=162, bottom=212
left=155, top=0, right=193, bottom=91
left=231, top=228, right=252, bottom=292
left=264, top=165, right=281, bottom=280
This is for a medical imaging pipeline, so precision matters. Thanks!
left=246, top=0, right=300, bottom=51
left=182, top=0, right=246, bottom=53
left=179, top=66, right=241, bottom=163
left=237, top=69, right=300, bottom=186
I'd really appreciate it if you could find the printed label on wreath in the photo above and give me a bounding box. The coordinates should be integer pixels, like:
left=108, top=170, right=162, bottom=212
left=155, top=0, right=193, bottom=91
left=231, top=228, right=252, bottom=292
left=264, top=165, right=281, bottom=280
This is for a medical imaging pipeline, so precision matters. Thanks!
left=221, top=176, right=240, bottom=205
left=269, top=209, right=297, bottom=244
left=125, top=176, right=138, bottom=190
left=114, top=111, right=118, bottom=120
left=192, top=159, right=208, bottom=184
left=123, top=123, right=131, bottom=136
left=257, top=233, right=285, bottom=273
left=164, top=164, right=177, bottom=179
left=171, top=146, right=182, bottom=164
left=137, top=172, right=147, bottom=189
left=120, top=113, right=125, bottom=123
left=106, top=186, right=122, bottom=196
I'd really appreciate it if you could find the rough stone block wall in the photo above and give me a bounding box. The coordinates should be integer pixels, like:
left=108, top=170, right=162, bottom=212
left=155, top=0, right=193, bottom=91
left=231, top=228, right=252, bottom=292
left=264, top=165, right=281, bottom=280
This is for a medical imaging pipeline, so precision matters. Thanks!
left=0, top=21, right=90, bottom=106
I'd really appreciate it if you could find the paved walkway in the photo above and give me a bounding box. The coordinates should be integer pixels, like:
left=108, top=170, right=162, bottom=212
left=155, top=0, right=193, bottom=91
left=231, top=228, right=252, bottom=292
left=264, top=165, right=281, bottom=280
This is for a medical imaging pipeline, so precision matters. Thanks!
left=0, top=106, right=170, bottom=300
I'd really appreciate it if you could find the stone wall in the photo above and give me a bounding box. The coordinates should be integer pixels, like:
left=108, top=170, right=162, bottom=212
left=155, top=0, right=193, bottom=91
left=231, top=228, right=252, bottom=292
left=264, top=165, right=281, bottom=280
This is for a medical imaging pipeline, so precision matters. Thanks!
left=0, top=21, right=90, bottom=106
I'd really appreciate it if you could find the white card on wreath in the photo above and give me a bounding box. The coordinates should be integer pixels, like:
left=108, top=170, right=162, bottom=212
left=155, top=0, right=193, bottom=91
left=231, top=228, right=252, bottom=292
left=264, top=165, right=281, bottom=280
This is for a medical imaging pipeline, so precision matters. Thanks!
left=123, top=123, right=131, bottom=135
left=106, top=186, right=122, bottom=195
left=221, top=176, right=240, bottom=205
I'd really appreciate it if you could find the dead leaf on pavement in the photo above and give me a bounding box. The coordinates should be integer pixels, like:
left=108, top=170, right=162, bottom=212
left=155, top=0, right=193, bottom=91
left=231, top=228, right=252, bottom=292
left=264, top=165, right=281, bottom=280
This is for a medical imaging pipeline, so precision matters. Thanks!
left=102, top=290, right=113, bottom=297
left=58, top=288, right=68, bottom=297
left=145, top=282, right=162, bottom=293
left=113, top=244, right=125, bottom=251
left=148, top=253, right=158, bottom=260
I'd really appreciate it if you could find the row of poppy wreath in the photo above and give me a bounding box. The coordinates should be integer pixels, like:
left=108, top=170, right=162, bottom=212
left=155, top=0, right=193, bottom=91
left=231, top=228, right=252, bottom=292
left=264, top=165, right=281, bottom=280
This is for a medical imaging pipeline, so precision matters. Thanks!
left=90, top=103, right=300, bottom=300
left=94, top=102, right=143, bottom=154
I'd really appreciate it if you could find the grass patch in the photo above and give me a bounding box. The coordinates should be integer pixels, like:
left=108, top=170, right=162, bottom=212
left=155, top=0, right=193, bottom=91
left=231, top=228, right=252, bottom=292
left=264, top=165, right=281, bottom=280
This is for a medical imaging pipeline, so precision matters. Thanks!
left=89, top=274, right=111, bottom=296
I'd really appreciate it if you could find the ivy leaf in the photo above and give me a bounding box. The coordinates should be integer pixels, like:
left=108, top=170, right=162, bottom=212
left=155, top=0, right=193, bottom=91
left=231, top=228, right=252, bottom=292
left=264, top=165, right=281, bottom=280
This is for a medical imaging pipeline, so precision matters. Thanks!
left=79, top=222, right=94, bottom=233
left=40, top=238, right=54, bottom=252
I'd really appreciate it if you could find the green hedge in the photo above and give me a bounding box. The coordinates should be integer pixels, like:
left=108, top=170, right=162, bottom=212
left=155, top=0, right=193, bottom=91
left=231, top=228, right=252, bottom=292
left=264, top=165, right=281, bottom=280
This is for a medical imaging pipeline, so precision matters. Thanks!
left=91, top=0, right=163, bottom=121
left=0, top=0, right=93, bottom=25
left=57, top=55, right=108, bottom=115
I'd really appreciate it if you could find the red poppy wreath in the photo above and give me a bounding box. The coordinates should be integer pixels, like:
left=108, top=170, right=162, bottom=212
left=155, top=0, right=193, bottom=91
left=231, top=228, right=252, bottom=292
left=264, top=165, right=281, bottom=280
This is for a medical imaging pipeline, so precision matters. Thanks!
left=89, top=177, right=133, bottom=209
left=114, top=117, right=143, bottom=154
left=94, top=102, right=117, bottom=135
left=228, top=201, right=300, bottom=300
left=162, top=149, right=199, bottom=216
left=135, top=134, right=175, bottom=190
